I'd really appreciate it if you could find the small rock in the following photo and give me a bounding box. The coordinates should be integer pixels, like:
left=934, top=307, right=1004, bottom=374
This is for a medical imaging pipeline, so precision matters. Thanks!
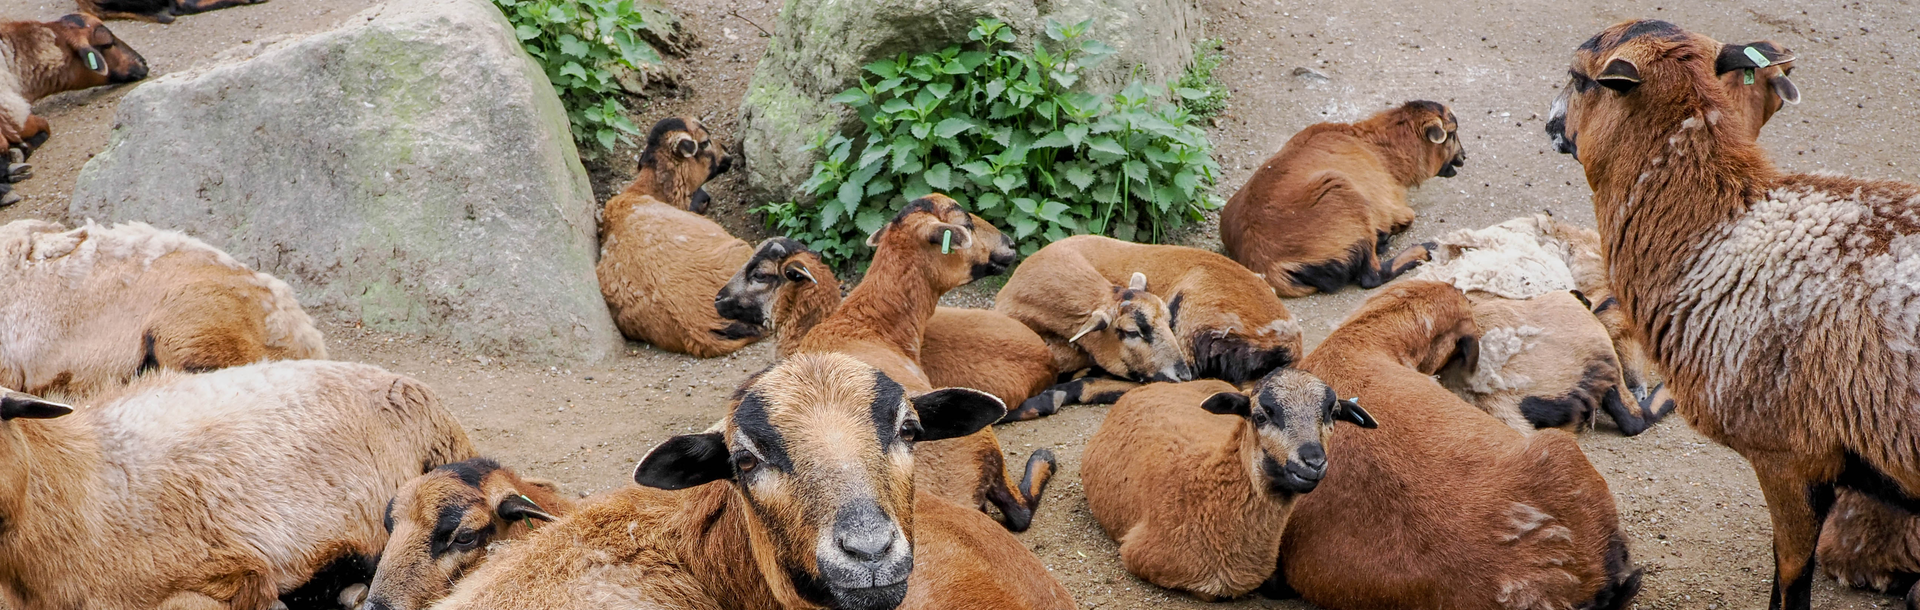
left=1291, top=67, right=1330, bottom=81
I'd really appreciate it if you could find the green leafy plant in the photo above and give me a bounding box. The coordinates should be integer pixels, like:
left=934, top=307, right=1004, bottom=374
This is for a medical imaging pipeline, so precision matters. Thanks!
left=758, top=18, right=1225, bottom=268
left=1175, top=38, right=1230, bottom=119
left=492, top=0, right=664, bottom=152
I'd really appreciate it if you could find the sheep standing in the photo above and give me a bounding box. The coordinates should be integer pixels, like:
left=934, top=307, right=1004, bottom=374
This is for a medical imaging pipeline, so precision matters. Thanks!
left=0, top=360, right=475, bottom=610
left=362, top=459, right=573, bottom=610
left=1282, top=280, right=1640, bottom=609
left=0, top=219, right=327, bottom=398
left=1221, top=101, right=1465, bottom=297
left=597, top=117, right=764, bottom=358
left=1546, top=20, right=1920, bottom=609
left=1082, top=370, right=1375, bottom=600
left=436, top=353, right=1074, bottom=610
left=0, top=14, right=148, bottom=206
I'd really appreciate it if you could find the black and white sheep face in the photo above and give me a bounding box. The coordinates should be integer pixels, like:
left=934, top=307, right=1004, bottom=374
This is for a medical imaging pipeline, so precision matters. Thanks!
left=0, top=390, right=72, bottom=531
left=1072, top=274, right=1194, bottom=383
left=633, top=354, right=1004, bottom=610
left=1200, top=369, right=1374, bottom=496
left=716, top=238, right=816, bottom=329
left=365, top=459, right=557, bottom=610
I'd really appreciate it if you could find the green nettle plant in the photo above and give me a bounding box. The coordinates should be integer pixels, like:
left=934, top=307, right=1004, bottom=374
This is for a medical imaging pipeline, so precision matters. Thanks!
left=1175, top=38, right=1230, bottom=119
left=759, top=18, right=1226, bottom=268
left=492, top=0, right=662, bottom=152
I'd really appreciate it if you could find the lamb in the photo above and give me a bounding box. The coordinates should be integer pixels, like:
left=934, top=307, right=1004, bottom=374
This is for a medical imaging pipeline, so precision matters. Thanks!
left=0, top=14, right=147, bottom=206
left=713, top=237, right=1056, bottom=416
left=434, top=353, right=1076, bottom=610
left=1547, top=20, right=1920, bottom=609
left=1441, top=290, right=1670, bottom=436
left=1001, top=234, right=1305, bottom=384
left=362, top=458, right=574, bottom=610
left=77, top=0, right=267, bottom=23
left=777, top=196, right=1057, bottom=533
left=1081, top=369, right=1375, bottom=600
left=1220, top=100, right=1466, bottom=297
left=0, top=360, right=476, bottom=610
left=1279, top=280, right=1641, bottom=610
left=597, top=117, right=764, bottom=358
left=0, top=219, right=328, bottom=398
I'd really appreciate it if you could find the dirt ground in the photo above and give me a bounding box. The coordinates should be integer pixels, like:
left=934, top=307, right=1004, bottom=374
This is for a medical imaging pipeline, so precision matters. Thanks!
left=6, top=0, right=1920, bottom=608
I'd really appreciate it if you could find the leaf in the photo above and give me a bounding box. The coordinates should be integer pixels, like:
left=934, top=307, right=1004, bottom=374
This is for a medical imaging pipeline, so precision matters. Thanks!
left=1175, top=87, right=1210, bottom=100
left=1010, top=214, right=1040, bottom=238
left=943, top=59, right=969, bottom=75
left=985, top=80, right=1007, bottom=101
left=934, top=117, right=974, bottom=138
left=558, top=34, right=591, bottom=58
left=1064, top=164, right=1096, bottom=190
left=996, top=26, right=1017, bottom=43
left=595, top=128, right=616, bottom=150
left=1051, top=71, right=1080, bottom=89
left=832, top=89, right=870, bottom=105
left=1013, top=197, right=1038, bottom=215
left=993, top=173, right=1022, bottom=193
left=911, top=122, right=931, bottom=140
left=1044, top=19, right=1067, bottom=41
left=1174, top=170, right=1199, bottom=194
left=866, top=179, right=896, bottom=197
left=855, top=209, right=888, bottom=237
left=865, top=58, right=901, bottom=79
left=1086, top=137, right=1126, bottom=157
left=1037, top=200, right=1070, bottom=222
left=1064, top=123, right=1089, bottom=146
left=1123, top=160, right=1149, bottom=184
left=874, top=77, right=907, bottom=93
left=957, top=51, right=991, bottom=70
left=1032, top=130, right=1072, bottom=148
left=975, top=192, right=1005, bottom=212
left=838, top=180, right=865, bottom=212
left=515, top=25, right=541, bottom=40
left=957, top=161, right=993, bottom=177
left=925, top=163, right=953, bottom=190
left=559, top=62, right=590, bottom=80
left=880, top=98, right=914, bottom=115
left=926, top=82, right=954, bottom=99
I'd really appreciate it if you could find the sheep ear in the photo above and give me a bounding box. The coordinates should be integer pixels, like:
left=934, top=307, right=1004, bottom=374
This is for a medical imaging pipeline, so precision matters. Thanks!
left=912, top=388, right=1005, bottom=441
left=496, top=494, right=557, bottom=524
left=1424, top=121, right=1447, bottom=144
left=1128, top=272, right=1148, bottom=291
left=1569, top=290, right=1592, bottom=309
left=671, top=134, right=698, bottom=158
left=1596, top=57, right=1641, bottom=92
left=633, top=432, right=731, bottom=490
left=0, top=392, right=72, bottom=421
left=1771, top=75, right=1801, bottom=105
left=1449, top=334, right=1481, bottom=375
left=783, top=262, right=816, bottom=284
left=1333, top=397, right=1378, bottom=429
left=923, top=222, right=972, bottom=253
left=1069, top=311, right=1111, bottom=343
left=1199, top=392, right=1251, bottom=417
left=78, top=48, right=107, bottom=76
left=864, top=227, right=886, bottom=248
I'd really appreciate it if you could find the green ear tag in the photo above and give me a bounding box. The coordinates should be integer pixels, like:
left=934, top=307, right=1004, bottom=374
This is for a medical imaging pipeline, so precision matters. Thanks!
left=85, top=51, right=101, bottom=72
left=1743, top=68, right=1755, bottom=85
left=1743, top=45, right=1772, bottom=68
left=941, top=230, right=952, bottom=254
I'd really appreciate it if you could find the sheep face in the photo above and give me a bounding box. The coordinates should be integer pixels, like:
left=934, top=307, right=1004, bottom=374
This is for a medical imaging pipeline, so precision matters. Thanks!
left=1200, top=369, right=1375, bottom=496
left=638, top=117, right=733, bottom=213
left=634, top=354, right=1005, bottom=610
left=1546, top=20, right=1727, bottom=162
left=866, top=194, right=1016, bottom=290
left=1073, top=273, right=1193, bottom=383
left=364, top=459, right=560, bottom=610
left=0, top=390, right=72, bottom=533
left=1401, top=100, right=1466, bottom=179
left=716, top=237, right=816, bottom=330
left=1714, top=41, right=1798, bottom=140
left=50, top=14, right=148, bottom=86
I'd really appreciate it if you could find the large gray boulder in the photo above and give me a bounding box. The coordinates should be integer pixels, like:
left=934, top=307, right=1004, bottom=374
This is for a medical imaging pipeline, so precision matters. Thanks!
left=737, top=0, right=1203, bottom=203
left=69, top=0, right=621, bottom=363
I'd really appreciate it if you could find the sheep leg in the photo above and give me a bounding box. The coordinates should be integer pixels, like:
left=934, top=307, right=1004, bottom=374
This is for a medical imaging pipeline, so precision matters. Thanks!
left=1753, top=456, right=1836, bottom=610
left=1379, top=241, right=1436, bottom=280
left=1598, top=385, right=1669, bottom=436
left=1003, top=376, right=1137, bottom=423
left=13, top=115, right=49, bottom=161
left=173, top=0, right=269, bottom=14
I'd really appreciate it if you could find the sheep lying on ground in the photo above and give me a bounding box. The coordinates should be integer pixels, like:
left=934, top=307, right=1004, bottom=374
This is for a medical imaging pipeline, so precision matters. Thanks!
left=1221, top=100, right=1465, bottom=297
left=1083, top=370, right=1375, bottom=600
left=1818, top=492, right=1920, bottom=607
left=1281, top=280, right=1640, bottom=610
left=1547, top=20, right=1920, bottom=609
left=597, top=117, right=763, bottom=358
left=0, top=219, right=327, bottom=398
left=713, top=237, right=1056, bottom=414
left=362, top=458, right=574, bottom=610
left=0, top=13, right=148, bottom=206
left=994, top=244, right=1189, bottom=385
left=1442, top=291, right=1670, bottom=436
left=436, top=353, right=1075, bottom=610
left=0, top=360, right=475, bottom=610
left=78, top=0, right=266, bottom=23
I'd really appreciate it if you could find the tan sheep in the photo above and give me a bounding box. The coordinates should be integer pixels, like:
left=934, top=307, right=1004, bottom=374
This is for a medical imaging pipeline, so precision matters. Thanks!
left=596, top=117, right=763, bottom=358
left=0, top=219, right=327, bottom=398
left=363, top=459, right=574, bottom=610
left=1082, top=370, right=1375, bottom=600
left=0, top=360, right=475, bottom=610
left=1442, top=291, right=1670, bottom=436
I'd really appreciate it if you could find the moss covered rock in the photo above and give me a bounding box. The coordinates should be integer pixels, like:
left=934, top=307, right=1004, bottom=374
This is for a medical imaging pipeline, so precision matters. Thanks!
left=69, top=0, right=621, bottom=363
left=736, top=0, right=1203, bottom=204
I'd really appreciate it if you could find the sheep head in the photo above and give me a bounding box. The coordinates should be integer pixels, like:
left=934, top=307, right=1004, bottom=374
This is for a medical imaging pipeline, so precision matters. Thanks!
left=1070, top=272, right=1194, bottom=383
left=863, top=194, right=1015, bottom=292
left=1199, top=368, right=1374, bottom=496
left=1714, top=41, right=1798, bottom=140
left=635, top=117, right=733, bottom=213
left=364, top=459, right=564, bottom=610
left=45, top=14, right=147, bottom=94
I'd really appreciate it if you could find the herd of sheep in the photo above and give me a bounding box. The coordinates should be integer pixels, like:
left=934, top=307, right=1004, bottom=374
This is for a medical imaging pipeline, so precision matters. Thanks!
left=0, top=6, right=1916, bottom=610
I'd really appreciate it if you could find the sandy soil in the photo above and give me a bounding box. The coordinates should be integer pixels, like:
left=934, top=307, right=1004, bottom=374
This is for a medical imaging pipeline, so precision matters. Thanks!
left=8, top=0, right=1920, bottom=608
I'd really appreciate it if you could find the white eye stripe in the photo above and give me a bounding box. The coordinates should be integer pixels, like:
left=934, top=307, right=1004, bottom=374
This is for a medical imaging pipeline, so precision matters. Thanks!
left=734, top=431, right=767, bottom=461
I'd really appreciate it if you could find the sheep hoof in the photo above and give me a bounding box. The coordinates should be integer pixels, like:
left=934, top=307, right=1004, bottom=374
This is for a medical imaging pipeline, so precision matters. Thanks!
left=6, top=162, right=33, bottom=182
left=338, top=583, right=369, bottom=609
left=5, top=148, right=21, bottom=164
left=0, top=190, right=19, bottom=208
left=267, top=601, right=289, bottom=610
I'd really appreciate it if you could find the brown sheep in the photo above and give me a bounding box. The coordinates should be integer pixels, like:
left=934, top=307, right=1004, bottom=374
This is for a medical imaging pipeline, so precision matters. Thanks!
left=0, top=219, right=328, bottom=398
left=1002, top=234, right=1306, bottom=383
left=596, top=117, right=764, bottom=358
left=1547, top=20, right=1920, bottom=609
left=362, top=458, right=574, bottom=610
left=0, top=14, right=147, bottom=206
left=774, top=197, right=1057, bottom=533
left=1442, top=291, right=1670, bottom=436
left=435, top=353, right=1075, bottom=610
left=1280, top=280, right=1641, bottom=610
left=1817, top=492, right=1920, bottom=607
left=77, top=0, right=267, bottom=24
left=1082, top=371, right=1375, bottom=600
left=1715, top=40, right=1798, bottom=138
left=994, top=246, right=1189, bottom=384
left=0, top=360, right=475, bottom=610
left=1220, top=101, right=1466, bottom=297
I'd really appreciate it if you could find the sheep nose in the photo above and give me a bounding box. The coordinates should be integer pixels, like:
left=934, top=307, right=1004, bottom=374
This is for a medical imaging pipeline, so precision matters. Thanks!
left=1297, top=443, right=1327, bottom=473
left=832, top=505, right=899, bottom=562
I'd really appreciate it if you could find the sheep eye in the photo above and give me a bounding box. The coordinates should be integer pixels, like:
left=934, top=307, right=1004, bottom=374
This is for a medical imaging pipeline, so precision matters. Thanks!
left=899, top=419, right=924, bottom=443
left=733, top=450, right=760, bottom=472
left=1252, top=411, right=1270, bottom=426
left=451, top=531, right=481, bottom=549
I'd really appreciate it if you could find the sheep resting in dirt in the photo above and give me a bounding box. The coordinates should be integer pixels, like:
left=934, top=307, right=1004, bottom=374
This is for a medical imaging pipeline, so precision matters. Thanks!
left=0, top=13, right=147, bottom=205
left=362, top=458, right=573, bottom=610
